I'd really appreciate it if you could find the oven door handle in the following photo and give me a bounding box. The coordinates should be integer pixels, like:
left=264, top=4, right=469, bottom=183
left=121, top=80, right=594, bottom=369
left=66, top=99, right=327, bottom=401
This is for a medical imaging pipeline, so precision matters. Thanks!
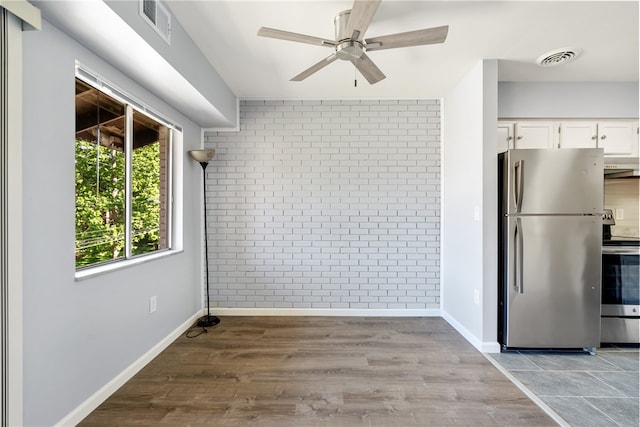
left=601, top=247, right=640, bottom=255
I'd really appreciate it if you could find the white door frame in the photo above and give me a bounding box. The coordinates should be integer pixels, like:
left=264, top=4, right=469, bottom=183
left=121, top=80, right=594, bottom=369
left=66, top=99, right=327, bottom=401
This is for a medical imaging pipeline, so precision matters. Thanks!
left=1, top=3, right=39, bottom=425
left=1, top=8, right=23, bottom=427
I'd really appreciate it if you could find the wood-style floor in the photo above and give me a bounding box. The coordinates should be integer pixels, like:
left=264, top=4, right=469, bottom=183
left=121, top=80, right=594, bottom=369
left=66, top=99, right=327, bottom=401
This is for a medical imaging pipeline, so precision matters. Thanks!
left=79, top=317, right=556, bottom=426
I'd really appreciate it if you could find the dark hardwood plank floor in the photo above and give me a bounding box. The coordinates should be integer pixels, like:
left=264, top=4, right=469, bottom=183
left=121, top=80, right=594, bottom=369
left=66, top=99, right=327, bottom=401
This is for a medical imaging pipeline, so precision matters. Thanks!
left=79, top=317, right=556, bottom=426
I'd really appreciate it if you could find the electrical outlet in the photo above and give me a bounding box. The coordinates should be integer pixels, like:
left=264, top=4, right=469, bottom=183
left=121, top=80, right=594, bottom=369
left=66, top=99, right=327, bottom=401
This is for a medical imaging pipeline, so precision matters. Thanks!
left=473, top=289, right=480, bottom=305
left=615, top=208, right=624, bottom=220
left=149, top=296, right=157, bottom=313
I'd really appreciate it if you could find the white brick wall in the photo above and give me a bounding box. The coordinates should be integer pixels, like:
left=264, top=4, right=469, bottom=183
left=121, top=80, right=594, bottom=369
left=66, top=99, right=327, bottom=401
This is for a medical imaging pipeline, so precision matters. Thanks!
left=204, top=99, right=440, bottom=310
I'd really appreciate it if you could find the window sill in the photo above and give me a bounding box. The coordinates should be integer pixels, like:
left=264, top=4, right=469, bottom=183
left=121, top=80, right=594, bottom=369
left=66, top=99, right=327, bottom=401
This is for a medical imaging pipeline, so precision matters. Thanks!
left=74, top=249, right=184, bottom=281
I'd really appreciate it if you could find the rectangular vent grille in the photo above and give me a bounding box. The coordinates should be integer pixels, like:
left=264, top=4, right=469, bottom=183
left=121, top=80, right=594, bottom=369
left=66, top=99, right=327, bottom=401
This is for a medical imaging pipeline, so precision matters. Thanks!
left=140, top=0, right=171, bottom=45
left=142, top=0, right=156, bottom=24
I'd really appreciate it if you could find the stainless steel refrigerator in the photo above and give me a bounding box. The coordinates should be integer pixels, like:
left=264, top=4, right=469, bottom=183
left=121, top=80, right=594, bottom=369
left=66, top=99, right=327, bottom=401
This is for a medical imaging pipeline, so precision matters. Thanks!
left=498, top=148, right=603, bottom=352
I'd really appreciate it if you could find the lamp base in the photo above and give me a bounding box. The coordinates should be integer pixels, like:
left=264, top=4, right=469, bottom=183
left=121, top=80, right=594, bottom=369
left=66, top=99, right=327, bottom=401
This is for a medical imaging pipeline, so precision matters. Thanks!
left=196, top=315, right=221, bottom=328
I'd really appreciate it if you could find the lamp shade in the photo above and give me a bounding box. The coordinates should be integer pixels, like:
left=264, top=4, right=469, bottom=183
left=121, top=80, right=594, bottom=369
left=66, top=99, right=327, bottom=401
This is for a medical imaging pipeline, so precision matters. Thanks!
left=188, top=149, right=215, bottom=163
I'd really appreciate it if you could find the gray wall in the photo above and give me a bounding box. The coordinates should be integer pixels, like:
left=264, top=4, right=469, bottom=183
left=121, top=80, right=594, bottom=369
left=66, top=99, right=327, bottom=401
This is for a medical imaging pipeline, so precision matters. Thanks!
left=22, top=20, right=202, bottom=426
left=498, top=82, right=639, bottom=119
left=33, top=0, right=237, bottom=128
left=106, top=0, right=237, bottom=126
left=442, top=60, right=499, bottom=352
left=204, top=100, right=441, bottom=310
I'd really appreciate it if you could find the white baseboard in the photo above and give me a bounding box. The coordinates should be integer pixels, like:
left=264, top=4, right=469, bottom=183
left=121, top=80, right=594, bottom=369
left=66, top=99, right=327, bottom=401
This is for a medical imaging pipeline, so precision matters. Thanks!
left=211, top=307, right=441, bottom=317
left=55, top=311, right=201, bottom=427
left=440, top=310, right=500, bottom=353
left=480, top=341, right=501, bottom=353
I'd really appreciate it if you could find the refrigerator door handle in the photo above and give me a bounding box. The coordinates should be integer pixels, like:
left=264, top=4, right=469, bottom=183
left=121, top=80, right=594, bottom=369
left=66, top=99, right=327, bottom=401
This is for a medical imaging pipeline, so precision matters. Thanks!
left=514, top=160, right=524, bottom=214
left=515, top=217, right=524, bottom=294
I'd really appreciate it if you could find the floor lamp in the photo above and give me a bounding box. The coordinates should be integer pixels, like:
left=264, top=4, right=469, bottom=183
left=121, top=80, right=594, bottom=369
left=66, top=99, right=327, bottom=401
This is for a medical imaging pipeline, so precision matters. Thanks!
left=188, top=149, right=221, bottom=328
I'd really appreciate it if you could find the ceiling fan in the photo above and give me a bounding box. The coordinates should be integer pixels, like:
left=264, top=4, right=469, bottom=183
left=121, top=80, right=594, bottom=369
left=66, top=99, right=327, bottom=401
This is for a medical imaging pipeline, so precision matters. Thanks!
left=257, top=0, right=448, bottom=85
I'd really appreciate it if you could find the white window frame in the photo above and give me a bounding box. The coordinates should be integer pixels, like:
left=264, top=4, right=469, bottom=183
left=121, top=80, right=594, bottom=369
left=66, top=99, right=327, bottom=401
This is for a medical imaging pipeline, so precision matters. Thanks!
left=75, top=63, right=182, bottom=279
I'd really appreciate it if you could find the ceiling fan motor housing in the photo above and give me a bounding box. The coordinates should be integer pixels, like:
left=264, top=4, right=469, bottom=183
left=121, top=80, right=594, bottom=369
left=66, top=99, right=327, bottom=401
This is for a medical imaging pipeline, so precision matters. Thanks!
left=334, top=10, right=365, bottom=60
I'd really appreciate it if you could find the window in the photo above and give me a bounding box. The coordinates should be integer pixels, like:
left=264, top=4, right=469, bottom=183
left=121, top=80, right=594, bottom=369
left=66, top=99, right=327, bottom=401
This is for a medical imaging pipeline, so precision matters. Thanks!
left=75, top=74, right=174, bottom=269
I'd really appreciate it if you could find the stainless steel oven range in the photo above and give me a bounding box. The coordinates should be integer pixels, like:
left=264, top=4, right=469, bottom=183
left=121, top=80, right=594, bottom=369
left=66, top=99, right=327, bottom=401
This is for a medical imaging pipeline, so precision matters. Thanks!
left=601, top=243, right=640, bottom=344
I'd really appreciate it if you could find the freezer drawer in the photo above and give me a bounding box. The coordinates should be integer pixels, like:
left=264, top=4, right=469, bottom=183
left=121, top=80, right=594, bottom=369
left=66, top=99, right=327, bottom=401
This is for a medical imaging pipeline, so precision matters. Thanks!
left=504, top=215, right=601, bottom=348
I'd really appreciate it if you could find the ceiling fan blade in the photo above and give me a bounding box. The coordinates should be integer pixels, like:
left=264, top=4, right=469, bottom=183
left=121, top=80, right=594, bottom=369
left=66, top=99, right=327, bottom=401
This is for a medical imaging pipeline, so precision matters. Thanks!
left=345, top=0, right=381, bottom=40
left=351, top=53, right=385, bottom=84
left=258, top=27, right=336, bottom=47
left=291, top=53, right=339, bottom=81
left=365, top=25, right=449, bottom=52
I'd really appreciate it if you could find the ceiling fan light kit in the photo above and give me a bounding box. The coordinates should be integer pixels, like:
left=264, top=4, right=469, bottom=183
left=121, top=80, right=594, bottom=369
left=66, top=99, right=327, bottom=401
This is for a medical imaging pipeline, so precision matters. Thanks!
left=257, top=0, right=448, bottom=85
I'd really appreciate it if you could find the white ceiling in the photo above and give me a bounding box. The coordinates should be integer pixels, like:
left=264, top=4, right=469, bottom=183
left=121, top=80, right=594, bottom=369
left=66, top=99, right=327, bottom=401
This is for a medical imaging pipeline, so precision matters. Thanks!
left=166, top=0, right=639, bottom=99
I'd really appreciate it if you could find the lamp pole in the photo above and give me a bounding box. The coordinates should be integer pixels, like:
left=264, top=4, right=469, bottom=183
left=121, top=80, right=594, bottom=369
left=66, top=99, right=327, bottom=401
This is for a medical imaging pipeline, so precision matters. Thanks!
left=188, top=149, right=220, bottom=328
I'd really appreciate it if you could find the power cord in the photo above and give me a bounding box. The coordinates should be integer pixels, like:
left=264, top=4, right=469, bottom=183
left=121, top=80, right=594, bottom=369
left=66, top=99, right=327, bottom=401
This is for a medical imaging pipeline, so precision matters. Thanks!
left=185, top=320, right=220, bottom=338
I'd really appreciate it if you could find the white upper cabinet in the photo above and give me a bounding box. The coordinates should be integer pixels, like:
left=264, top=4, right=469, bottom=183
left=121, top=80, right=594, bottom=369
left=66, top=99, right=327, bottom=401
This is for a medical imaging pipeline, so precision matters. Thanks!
left=559, top=122, right=598, bottom=149
left=597, top=121, right=638, bottom=157
left=513, top=122, right=557, bottom=149
left=499, top=120, right=640, bottom=158
left=497, top=122, right=514, bottom=153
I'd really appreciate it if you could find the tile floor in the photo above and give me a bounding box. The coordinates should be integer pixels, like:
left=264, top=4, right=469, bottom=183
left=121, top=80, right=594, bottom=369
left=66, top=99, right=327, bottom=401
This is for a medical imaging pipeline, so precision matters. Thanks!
left=487, top=345, right=639, bottom=427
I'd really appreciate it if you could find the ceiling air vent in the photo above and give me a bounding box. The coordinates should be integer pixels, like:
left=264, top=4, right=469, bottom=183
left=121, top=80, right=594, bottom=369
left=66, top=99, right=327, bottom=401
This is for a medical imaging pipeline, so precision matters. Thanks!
left=536, top=47, right=582, bottom=67
left=140, top=0, right=171, bottom=45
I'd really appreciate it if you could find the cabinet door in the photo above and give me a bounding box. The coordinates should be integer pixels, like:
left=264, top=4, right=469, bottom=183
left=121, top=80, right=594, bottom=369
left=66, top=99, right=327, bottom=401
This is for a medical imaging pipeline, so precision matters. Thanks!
left=514, top=122, right=556, bottom=149
left=497, top=122, right=513, bottom=153
left=598, top=121, right=637, bottom=156
left=560, top=122, right=598, bottom=148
